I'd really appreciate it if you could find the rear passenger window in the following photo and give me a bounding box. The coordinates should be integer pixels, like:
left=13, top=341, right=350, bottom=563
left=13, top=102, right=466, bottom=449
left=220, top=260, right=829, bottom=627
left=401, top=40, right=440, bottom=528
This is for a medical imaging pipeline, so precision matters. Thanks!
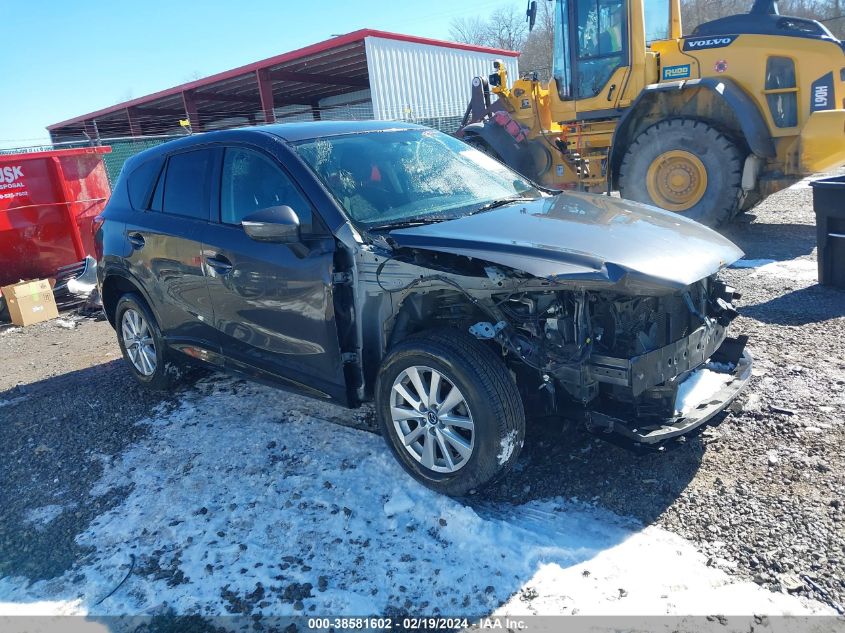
left=220, top=148, right=314, bottom=232
left=162, top=150, right=213, bottom=220
left=127, top=158, right=163, bottom=210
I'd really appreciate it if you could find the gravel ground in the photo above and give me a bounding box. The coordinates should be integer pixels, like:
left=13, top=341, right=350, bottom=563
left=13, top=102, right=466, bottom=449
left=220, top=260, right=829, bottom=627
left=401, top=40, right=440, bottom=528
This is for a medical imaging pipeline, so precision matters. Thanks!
left=0, top=179, right=843, bottom=615
left=488, top=178, right=845, bottom=612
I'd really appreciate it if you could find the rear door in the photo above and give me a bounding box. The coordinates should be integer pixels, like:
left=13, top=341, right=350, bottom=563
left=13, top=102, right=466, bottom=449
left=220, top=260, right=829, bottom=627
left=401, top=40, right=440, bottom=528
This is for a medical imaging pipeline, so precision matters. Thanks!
left=200, top=142, right=347, bottom=402
left=123, top=148, right=220, bottom=360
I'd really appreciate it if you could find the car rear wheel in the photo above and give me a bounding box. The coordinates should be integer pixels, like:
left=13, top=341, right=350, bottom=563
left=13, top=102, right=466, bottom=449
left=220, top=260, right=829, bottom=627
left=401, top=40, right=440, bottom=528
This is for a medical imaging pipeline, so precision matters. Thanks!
left=375, top=329, right=525, bottom=496
left=115, top=293, right=172, bottom=390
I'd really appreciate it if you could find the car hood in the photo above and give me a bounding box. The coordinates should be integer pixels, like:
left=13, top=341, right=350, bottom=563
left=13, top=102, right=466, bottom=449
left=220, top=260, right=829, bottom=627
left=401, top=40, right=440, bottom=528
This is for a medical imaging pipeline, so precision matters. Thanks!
left=388, top=192, right=744, bottom=293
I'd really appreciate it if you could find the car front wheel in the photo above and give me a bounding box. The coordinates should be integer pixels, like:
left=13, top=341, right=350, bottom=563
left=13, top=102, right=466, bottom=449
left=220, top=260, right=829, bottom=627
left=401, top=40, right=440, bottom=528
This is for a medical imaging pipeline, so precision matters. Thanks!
left=375, top=329, right=525, bottom=496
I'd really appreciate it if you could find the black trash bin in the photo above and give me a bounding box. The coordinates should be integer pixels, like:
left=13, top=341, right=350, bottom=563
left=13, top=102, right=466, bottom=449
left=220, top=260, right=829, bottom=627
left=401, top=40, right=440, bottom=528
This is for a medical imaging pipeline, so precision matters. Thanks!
left=810, top=175, right=845, bottom=288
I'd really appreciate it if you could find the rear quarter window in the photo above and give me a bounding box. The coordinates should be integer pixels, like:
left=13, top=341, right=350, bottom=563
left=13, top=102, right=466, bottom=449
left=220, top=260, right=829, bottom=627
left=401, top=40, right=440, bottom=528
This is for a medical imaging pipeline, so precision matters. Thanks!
left=161, top=149, right=213, bottom=220
left=126, top=158, right=163, bottom=210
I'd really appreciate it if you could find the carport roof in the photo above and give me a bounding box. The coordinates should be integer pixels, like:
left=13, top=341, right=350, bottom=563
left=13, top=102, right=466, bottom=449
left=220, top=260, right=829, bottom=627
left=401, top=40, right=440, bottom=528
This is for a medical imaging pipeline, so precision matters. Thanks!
left=47, top=29, right=519, bottom=132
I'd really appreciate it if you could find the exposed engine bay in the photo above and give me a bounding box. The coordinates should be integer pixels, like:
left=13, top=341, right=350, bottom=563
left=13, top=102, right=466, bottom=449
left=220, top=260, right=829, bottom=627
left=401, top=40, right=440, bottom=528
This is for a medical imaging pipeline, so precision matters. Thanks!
left=347, top=241, right=751, bottom=446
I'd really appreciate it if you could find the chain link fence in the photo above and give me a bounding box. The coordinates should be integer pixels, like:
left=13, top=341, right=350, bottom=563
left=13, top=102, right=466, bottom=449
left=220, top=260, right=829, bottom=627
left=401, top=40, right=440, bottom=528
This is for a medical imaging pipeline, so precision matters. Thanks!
left=99, top=136, right=181, bottom=184
left=2, top=99, right=474, bottom=188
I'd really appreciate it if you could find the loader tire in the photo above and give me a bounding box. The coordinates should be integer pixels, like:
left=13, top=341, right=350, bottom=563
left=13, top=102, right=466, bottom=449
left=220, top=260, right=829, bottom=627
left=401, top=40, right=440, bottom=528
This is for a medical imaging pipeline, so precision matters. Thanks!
left=464, top=134, right=503, bottom=160
left=618, top=118, right=743, bottom=228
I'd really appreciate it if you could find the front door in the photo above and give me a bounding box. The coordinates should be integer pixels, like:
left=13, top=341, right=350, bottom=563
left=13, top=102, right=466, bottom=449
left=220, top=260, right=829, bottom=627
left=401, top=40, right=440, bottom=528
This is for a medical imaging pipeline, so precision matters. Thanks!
left=200, top=144, right=347, bottom=402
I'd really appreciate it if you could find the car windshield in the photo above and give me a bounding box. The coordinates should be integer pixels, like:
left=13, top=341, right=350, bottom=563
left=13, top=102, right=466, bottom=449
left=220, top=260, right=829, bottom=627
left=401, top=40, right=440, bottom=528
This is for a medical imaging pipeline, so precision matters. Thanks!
left=292, top=128, right=541, bottom=229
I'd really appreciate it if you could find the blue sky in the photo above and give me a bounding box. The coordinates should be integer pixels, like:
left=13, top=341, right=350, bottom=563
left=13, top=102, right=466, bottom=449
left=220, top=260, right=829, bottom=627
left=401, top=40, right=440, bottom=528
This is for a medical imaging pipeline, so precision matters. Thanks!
left=2, top=0, right=507, bottom=148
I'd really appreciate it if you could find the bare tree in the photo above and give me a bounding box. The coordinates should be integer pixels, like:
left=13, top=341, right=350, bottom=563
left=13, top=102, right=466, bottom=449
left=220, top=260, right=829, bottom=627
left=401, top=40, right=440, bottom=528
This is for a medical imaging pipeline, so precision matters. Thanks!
left=485, top=5, right=530, bottom=51
left=520, top=0, right=556, bottom=80
left=449, top=16, right=492, bottom=46
left=449, top=4, right=528, bottom=51
left=449, top=2, right=554, bottom=78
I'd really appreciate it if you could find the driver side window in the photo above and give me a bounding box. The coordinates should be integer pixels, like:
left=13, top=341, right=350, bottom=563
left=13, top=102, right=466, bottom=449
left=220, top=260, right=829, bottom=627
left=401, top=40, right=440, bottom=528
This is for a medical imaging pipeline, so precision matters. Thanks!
left=220, top=147, right=313, bottom=232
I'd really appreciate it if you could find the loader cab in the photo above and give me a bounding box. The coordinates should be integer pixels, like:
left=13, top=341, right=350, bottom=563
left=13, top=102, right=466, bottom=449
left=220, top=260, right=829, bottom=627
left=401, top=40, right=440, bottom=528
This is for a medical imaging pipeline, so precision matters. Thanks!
left=554, top=0, right=628, bottom=101
left=550, top=0, right=679, bottom=117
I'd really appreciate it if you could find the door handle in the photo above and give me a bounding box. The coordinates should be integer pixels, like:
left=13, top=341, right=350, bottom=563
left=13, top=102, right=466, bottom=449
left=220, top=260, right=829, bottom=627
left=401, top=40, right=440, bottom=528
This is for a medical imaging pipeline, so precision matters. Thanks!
left=606, top=83, right=617, bottom=101
left=127, top=232, right=145, bottom=249
left=204, top=254, right=234, bottom=275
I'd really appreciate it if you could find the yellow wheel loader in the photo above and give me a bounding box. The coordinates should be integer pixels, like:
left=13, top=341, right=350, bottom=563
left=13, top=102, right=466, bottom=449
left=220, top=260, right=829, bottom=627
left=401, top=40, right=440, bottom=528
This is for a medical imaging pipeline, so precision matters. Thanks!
left=457, top=0, right=845, bottom=227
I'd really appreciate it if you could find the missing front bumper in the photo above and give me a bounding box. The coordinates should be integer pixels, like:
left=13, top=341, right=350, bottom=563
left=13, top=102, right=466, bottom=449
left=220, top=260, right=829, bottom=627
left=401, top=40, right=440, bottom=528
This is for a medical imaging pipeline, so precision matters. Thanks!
left=585, top=345, right=753, bottom=445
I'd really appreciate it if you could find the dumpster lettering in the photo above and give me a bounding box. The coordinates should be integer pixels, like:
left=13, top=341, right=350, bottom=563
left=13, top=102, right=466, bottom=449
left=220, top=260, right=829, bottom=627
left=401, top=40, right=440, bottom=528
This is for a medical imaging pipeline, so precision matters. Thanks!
left=0, top=165, right=28, bottom=199
left=0, top=165, right=24, bottom=185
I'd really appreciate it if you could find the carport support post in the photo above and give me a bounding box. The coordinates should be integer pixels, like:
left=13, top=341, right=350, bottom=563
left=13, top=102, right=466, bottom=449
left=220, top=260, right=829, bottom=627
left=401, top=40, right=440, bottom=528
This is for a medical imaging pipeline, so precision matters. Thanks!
left=256, top=69, right=276, bottom=124
left=83, top=120, right=100, bottom=145
left=182, top=90, right=202, bottom=132
left=126, top=107, right=143, bottom=137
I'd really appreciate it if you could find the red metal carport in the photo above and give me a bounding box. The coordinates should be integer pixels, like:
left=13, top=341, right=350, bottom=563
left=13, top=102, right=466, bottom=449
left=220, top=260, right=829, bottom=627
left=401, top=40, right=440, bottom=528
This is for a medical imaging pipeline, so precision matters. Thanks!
left=47, top=29, right=517, bottom=142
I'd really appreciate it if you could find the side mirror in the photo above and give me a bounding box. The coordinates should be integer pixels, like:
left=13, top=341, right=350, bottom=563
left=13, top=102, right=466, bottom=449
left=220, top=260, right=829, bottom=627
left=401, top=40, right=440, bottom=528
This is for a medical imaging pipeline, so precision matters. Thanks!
left=242, top=205, right=301, bottom=243
left=526, top=0, right=537, bottom=31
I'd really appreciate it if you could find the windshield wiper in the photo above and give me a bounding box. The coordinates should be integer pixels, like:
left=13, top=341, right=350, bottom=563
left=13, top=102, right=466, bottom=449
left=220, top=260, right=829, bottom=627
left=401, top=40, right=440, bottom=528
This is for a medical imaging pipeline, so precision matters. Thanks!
left=367, top=217, right=452, bottom=231
left=469, top=196, right=534, bottom=215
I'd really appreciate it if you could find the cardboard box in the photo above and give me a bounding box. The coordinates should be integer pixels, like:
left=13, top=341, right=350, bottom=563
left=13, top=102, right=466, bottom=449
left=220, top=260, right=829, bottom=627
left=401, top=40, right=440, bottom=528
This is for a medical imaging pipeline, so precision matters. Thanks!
left=0, top=279, right=59, bottom=326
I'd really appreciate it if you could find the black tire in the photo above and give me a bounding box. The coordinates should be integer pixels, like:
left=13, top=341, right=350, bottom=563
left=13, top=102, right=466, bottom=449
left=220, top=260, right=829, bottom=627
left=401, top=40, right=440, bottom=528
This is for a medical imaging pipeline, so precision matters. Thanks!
left=114, top=293, right=173, bottom=391
left=375, top=328, right=525, bottom=497
left=618, top=118, right=743, bottom=227
left=464, top=134, right=502, bottom=160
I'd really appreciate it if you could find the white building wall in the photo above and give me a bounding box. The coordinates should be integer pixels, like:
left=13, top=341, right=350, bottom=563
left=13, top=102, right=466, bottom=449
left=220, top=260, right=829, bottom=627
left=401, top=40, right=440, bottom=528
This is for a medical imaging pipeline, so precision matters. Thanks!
left=316, top=89, right=374, bottom=121
left=364, top=36, right=519, bottom=125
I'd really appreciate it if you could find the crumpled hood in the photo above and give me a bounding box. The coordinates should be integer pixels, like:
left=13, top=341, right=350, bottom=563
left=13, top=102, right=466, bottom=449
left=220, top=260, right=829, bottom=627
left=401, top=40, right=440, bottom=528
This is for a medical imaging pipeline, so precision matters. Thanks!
left=388, top=192, right=744, bottom=292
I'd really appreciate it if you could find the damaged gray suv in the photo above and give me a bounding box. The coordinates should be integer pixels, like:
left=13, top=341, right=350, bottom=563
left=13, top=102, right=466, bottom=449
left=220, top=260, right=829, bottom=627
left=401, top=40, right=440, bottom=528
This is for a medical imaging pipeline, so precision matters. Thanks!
left=97, top=121, right=751, bottom=496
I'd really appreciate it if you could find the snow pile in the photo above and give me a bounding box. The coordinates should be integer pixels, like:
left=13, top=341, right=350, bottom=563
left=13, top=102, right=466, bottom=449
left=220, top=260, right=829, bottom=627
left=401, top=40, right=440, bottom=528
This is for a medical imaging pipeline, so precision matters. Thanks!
left=675, top=368, right=733, bottom=416
left=0, top=377, right=831, bottom=618
left=730, top=258, right=817, bottom=282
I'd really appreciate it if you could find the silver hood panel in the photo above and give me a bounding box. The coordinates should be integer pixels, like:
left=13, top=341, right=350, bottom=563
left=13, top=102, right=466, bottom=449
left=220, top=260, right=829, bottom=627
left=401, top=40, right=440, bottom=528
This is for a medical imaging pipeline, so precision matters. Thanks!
left=388, top=192, right=744, bottom=292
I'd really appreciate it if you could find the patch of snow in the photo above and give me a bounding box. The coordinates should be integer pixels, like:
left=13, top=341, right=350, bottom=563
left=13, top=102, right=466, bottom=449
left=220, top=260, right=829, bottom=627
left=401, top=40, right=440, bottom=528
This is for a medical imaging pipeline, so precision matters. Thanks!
left=0, top=377, right=831, bottom=618
left=383, top=491, right=414, bottom=517
left=23, top=505, right=65, bottom=528
left=730, top=258, right=817, bottom=282
left=54, top=318, right=77, bottom=330
left=497, top=429, right=519, bottom=465
left=751, top=259, right=818, bottom=282
left=730, top=259, right=776, bottom=269
left=675, top=368, right=733, bottom=416
left=788, top=176, right=815, bottom=190
left=0, top=327, right=22, bottom=337
left=705, top=361, right=735, bottom=373
left=0, top=396, right=26, bottom=409
left=0, top=599, right=85, bottom=616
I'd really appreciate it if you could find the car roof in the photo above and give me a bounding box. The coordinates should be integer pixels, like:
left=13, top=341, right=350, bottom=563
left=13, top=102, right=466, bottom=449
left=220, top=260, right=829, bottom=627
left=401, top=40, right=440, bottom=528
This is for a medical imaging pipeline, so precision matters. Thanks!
left=260, top=120, right=426, bottom=142
left=121, top=120, right=427, bottom=173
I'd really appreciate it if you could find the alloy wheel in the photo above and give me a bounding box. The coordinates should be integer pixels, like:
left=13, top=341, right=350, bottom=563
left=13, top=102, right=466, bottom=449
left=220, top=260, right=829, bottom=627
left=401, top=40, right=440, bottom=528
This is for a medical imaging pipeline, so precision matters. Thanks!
left=390, top=366, right=475, bottom=473
left=121, top=308, right=157, bottom=376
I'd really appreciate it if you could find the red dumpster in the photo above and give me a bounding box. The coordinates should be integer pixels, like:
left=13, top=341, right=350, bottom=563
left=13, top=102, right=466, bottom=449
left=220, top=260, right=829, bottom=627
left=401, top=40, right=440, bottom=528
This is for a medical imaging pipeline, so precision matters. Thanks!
left=0, top=146, right=111, bottom=287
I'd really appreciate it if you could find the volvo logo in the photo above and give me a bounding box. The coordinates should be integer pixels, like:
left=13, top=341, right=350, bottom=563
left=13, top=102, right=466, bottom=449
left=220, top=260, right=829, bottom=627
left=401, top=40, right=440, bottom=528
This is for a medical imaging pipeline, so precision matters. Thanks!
left=682, top=35, right=737, bottom=51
